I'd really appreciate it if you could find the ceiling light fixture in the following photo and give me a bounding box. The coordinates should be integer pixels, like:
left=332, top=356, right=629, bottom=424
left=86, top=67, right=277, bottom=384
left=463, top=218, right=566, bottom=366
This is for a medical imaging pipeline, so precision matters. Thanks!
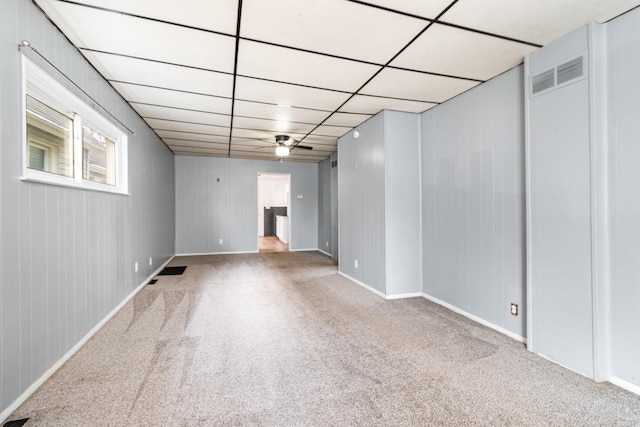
left=275, top=145, right=290, bottom=157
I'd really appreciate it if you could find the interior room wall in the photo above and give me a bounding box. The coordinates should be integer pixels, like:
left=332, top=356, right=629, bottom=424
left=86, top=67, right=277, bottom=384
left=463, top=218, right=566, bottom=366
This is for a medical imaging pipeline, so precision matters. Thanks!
left=330, top=153, right=339, bottom=261
left=606, top=6, right=640, bottom=391
left=420, top=66, right=527, bottom=339
left=318, top=157, right=332, bottom=255
left=525, top=25, right=595, bottom=379
left=175, top=156, right=318, bottom=254
left=0, top=0, right=175, bottom=417
left=338, top=114, right=387, bottom=294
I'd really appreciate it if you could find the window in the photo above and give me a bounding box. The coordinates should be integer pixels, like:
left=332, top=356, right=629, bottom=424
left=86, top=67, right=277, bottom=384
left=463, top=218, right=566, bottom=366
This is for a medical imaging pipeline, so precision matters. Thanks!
left=22, top=56, right=128, bottom=194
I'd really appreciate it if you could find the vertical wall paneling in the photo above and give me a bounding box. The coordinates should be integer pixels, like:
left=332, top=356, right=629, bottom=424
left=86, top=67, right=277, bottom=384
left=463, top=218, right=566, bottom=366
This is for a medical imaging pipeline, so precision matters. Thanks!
left=338, top=114, right=387, bottom=294
left=384, top=111, right=421, bottom=296
left=0, top=0, right=175, bottom=416
left=318, top=158, right=332, bottom=254
left=175, top=156, right=318, bottom=254
left=421, top=66, right=526, bottom=338
left=525, top=25, right=598, bottom=379
left=338, top=111, right=421, bottom=297
left=330, top=153, right=339, bottom=261
left=606, top=7, right=640, bottom=391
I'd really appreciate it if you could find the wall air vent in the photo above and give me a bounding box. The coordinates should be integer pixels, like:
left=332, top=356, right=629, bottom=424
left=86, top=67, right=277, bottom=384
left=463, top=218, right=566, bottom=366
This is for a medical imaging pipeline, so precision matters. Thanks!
left=557, top=56, right=584, bottom=85
left=331, top=160, right=337, bottom=168
left=532, top=69, right=555, bottom=94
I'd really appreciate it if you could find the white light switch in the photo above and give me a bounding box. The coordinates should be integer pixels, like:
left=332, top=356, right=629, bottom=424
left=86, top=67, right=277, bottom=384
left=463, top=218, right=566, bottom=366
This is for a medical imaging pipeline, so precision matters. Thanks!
left=134, top=262, right=139, bottom=272
left=219, top=239, right=223, bottom=244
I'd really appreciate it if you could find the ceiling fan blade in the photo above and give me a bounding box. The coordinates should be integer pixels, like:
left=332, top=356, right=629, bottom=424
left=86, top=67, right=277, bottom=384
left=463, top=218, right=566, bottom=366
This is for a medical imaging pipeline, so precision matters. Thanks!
left=292, top=145, right=313, bottom=150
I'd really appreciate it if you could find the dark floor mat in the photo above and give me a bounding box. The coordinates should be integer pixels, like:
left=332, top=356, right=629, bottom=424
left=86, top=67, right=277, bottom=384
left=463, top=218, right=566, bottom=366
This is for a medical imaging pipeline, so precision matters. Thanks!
left=148, top=279, right=158, bottom=285
left=158, top=266, right=187, bottom=276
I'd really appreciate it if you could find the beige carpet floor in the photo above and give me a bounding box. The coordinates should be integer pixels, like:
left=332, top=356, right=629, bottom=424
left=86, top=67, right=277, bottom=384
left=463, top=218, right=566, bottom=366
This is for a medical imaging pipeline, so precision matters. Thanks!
left=7, top=251, right=640, bottom=426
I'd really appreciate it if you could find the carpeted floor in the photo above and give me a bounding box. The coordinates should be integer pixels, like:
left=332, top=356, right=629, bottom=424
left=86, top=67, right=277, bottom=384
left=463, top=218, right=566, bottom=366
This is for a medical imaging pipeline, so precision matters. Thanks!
left=7, top=251, right=640, bottom=426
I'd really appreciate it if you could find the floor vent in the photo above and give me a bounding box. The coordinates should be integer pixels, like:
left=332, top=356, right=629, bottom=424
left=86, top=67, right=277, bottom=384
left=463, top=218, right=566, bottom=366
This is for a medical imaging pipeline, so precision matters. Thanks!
left=4, top=419, right=30, bottom=427
left=158, top=266, right=187, bottom=276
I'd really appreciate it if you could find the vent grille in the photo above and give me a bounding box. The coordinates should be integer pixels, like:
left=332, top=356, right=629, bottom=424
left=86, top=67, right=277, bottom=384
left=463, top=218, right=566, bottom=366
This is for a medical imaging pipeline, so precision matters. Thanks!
left=532, top=69, right=555, bottom=94
left=331, top=160, right=337, bottom=168
left=557, top=56, right=584, bottom=85
left=531, top=55, right=585, bottom=95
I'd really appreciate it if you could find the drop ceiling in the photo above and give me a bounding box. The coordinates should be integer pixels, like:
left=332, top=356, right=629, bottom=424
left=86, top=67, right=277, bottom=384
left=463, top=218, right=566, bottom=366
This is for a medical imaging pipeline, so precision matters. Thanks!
left=34, top=0, right=639, bottom=162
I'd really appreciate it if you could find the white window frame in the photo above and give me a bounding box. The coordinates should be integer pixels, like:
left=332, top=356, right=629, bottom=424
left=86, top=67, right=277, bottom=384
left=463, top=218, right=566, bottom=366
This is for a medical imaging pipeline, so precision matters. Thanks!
left=21, top=56, right=129, bottom=195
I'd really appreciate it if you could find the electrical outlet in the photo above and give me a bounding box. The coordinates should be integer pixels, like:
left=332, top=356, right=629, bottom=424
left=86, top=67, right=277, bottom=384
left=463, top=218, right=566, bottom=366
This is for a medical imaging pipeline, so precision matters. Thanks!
left=354, top=259, right=358, bottom=268
left=326, top=241, right=329, bottom=247
left=149, top=257, right=152, bottom=266
left=219, top=239, right=223, bottom=245
left=510, top=303, right=518, bottom=316
left=134, top=261, right=139, bottom=273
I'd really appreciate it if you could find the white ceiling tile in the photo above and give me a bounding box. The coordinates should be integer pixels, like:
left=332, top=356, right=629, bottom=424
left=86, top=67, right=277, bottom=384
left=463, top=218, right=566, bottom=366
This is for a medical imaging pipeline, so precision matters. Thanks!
left=357, top=0, right=453, bottom=19
left=313, top=125, right=351, bottom=138
left=233, top=101, right=330, bottom=124
left=235, top=77, right=351, bottom=111
left=323, top=113, right=372, bottom=127
left=132, top=104, right=231, bottom=127
left=300, top=135, right=339, bottom=147
left=339, top=95, right=437, bottom=114
left=237, top=40, right=378, bottom=92
left=55, top=0, right=238, bottom=34
left=391, top=24, right=537, bottom=80
left=145, top=118, right=229, bottom=135
left=83, top=51, right=233, bottom=97
left=164, top=139, right=229, bottom=149
left=241, top=0, right=426, bottom=63
left=111, top=82, right=232, bottom=115
left=173, top=149, right=228, bottom=158
left=442, top=0, right=640, bottom=45
left=231, top=128, right=307, bottom=142
left=233, top=117, right=316, bottom=134
left=156, top=130, right=228, bottom=142
left=37, top=1, right=235, bottom=71
left=360, top=68, right=480, bottom=103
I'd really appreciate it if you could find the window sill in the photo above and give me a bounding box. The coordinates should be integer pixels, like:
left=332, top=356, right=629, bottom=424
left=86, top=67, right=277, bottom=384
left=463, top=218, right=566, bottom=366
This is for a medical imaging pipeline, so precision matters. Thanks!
left=21, top=175, right=130, bottom=196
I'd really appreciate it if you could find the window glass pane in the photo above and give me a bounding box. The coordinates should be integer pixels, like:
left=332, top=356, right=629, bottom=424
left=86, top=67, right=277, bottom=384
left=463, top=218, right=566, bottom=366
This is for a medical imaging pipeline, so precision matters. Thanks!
left=82, top=125, right=116, bottom=186
left=26, top=95, right=74, bottom=177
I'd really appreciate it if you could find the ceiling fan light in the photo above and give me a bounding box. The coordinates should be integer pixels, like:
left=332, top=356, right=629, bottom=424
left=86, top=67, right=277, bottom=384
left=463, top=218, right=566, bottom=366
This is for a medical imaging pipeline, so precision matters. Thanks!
left=284, top=138, right=293, bottom=146
left=275, top=146, right=290, bottom=157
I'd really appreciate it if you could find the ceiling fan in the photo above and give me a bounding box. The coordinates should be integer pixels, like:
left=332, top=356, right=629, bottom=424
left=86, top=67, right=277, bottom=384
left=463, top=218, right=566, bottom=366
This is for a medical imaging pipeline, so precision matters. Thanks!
left=256, top=135, right=313, bottom=157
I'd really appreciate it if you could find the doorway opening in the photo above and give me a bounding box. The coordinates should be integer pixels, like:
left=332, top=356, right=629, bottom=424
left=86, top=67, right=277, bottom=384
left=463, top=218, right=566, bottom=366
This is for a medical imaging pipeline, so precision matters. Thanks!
left=258, top=173, right=291, bottom=252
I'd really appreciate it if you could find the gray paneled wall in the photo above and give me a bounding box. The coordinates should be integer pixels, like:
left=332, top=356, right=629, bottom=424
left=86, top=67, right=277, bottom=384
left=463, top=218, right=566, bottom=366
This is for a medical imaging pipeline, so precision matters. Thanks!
left=421, top=66, right=526, bottom=338
left=384, top=111, right=421, bottom=296
left=175, top=156, right=318, bottom=254
left=0, top=0, right=175, bottom=417
left=525, top=26, right=595, bottom=378
left=606, top=8, right=640, bottom=390
left=318, top=157, right=332, bottom=254
left=330, top=153, right=339, bottom=261
left=338, top=114, right=386, bottom=294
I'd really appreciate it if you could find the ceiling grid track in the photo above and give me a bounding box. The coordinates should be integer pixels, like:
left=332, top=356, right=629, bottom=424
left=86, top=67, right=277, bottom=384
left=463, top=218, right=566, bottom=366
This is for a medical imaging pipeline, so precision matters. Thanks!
left=295, top=0, right=460, bottom=147
left=35, top=0, right=638, bottom=161
left=227, top=0, right=244, bottom=157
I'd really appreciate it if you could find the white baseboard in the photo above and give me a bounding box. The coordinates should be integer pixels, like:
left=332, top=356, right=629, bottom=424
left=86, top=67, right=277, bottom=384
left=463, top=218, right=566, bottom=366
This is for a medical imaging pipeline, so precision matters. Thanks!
left=386, top=292, right=423, bottom=300
left=317, top=249, right=332, bottom=257
left=176, top=250, right=258, bottom=256
left=0, top=256, right=174, bottom=425
left=289, top=248, right=318, bottom=252
left=609, top=376, right=640, bottom=396
left=338, top=272, right=387, bottom=299
left=421, top=293, right=526, bottom=344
